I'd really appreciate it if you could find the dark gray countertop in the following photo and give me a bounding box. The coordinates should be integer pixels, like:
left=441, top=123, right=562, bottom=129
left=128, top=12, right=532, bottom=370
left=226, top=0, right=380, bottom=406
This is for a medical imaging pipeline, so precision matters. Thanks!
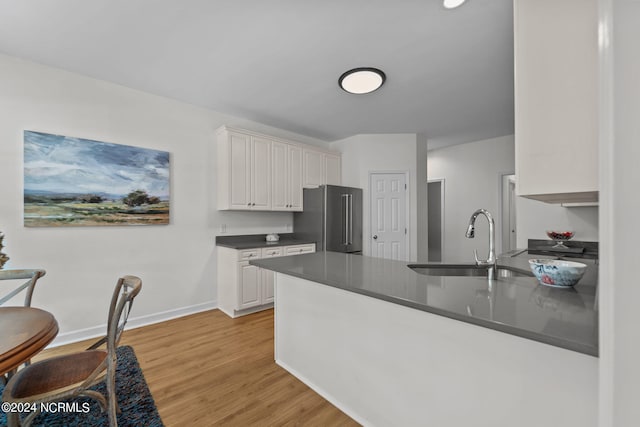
left=216, top=233, right=316, bottom=249
left=251, top=251, right=598, bottom=356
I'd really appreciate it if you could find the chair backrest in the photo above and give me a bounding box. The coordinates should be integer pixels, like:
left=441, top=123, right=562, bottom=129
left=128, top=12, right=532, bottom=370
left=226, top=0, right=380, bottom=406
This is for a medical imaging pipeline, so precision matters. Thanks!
left=0, top=269, right=46, bottom=306
left=107, top=275, right=142, bottom=351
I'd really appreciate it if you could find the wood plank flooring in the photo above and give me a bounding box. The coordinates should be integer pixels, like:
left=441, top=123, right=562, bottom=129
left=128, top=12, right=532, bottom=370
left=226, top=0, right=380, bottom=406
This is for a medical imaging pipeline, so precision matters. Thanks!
left=36, top=309, right=359, bottom=426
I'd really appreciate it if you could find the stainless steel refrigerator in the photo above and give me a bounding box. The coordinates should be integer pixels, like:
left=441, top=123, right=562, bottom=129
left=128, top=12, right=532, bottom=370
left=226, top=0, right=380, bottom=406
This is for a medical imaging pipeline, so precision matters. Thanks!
left=294, top=185, right=363, bottom=253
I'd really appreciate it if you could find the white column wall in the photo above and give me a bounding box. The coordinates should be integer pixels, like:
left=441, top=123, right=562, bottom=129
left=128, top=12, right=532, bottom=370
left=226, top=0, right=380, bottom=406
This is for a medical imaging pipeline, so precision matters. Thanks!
left=331, top=134, right=418, bottom=261
left=599, top=0, right=640, bottom=425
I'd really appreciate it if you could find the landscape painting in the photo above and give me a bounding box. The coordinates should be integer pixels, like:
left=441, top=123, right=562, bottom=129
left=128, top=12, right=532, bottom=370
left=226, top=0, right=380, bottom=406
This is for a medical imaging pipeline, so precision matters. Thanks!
left=24, top=131, right=170, bottom=227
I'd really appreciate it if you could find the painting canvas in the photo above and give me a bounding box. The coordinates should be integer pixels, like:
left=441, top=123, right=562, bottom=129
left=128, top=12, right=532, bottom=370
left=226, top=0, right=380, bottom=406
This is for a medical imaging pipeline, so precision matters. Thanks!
left=24, top=131, right=170, bottom=227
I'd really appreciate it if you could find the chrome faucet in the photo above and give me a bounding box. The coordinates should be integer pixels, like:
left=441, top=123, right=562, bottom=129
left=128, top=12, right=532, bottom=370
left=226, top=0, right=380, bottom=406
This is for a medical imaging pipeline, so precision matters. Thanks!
left=465, top=209, right=497, bottom=276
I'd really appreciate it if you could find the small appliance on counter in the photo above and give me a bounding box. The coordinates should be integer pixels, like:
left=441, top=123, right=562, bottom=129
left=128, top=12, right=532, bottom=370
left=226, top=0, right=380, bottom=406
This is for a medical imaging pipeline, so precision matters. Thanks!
left=294, top=185, right=363, bottom=254
left=265, top=233, right=280, bottom=242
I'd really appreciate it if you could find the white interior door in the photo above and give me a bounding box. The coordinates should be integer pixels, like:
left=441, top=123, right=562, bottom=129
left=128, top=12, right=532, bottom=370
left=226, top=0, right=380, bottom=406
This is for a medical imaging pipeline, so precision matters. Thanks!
left=369, top=172, right=408, bottom=260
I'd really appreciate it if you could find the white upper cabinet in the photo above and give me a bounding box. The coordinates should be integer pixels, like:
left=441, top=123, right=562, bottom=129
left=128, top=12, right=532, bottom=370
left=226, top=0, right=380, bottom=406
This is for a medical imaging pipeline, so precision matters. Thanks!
left=288, top=145, right=304, bottom=210
left=303, top=149, right=342, bottom=188
left=271, top=141, right=303, bottom=211
left=251, top=136, right=272, bottom=210
left=227, top=131, right=251, bottom=209
left=218, top=126, right=340, bottom=210
left=218, top=128, right=271, bottom=210
left=303, top=149, right=324, bottom=188
left=324, top=153, right=341, bottom=186
left=514, top=0, right=598, bottom=204
left=271, top=141, right=288, bottom=210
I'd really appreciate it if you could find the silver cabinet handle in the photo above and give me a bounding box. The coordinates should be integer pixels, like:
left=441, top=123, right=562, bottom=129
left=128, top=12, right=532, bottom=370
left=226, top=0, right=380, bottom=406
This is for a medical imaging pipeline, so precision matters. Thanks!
left=373, top=235, right=378, bottom=240
left=247, top=203, right=251, bottom=206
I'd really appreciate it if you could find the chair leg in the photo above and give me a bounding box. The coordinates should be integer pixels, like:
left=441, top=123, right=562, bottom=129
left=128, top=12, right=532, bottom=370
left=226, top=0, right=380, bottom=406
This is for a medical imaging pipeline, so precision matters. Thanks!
left=21, top=410, right=40, bottom=427
left=6, top=410, right=20, bottom=427
left=107, top=367, right=118, bottom=427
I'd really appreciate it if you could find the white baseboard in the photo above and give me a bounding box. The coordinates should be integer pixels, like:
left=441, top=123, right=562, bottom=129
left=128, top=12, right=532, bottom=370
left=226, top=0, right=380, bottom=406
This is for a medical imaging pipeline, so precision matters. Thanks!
left=275, top=358, right=369, bottom=427
left=49, top=300, right=217, bottom=348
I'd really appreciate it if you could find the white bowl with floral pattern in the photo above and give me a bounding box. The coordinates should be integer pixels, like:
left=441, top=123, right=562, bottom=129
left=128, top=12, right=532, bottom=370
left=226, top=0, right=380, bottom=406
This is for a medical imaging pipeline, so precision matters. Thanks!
left=528, top=259, right=587, bottom=287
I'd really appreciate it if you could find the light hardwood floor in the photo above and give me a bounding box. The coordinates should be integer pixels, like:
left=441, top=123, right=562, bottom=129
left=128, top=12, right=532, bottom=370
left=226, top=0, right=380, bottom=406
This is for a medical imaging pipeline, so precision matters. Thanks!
left=36, top=309, right=359, bottom=426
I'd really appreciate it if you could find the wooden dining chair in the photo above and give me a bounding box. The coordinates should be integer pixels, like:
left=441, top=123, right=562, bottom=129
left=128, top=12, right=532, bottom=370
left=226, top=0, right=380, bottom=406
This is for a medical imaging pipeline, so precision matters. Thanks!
left=2, top=275, right=142, bottom=427
left=0, top=269, right=46, bottom=307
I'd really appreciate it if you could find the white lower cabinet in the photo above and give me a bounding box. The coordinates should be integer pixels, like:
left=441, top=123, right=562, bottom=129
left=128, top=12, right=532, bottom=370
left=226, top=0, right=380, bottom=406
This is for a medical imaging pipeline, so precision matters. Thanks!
left=217, top=243, right=315, bottom=318
left=238, top=262, right=261, bottom=309
left=284, top=244, right=316, bottom=256
left=261, top=269, right=275, bottom=304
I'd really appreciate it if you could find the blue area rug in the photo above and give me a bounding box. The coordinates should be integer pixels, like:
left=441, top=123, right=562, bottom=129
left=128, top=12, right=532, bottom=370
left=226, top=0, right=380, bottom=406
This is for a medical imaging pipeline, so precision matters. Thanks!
left=1, top=345, right=163, bottom=426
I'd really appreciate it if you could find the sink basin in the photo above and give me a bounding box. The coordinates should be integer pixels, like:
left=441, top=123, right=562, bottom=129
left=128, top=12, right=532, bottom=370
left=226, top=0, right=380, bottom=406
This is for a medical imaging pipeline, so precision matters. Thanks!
left=407, top=264, right=533, bottom=278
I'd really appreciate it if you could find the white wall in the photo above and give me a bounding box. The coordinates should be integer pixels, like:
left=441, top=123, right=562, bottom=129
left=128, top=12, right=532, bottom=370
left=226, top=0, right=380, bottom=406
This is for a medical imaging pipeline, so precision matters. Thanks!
left=427, top=135, right=515, bottom=262
left=331, top=134, right=419, bottom=261
left=0, top=53, right=328, bottom=343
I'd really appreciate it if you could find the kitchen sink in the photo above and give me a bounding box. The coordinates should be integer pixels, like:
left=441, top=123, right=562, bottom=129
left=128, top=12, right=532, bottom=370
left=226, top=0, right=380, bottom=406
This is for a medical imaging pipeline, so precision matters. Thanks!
left=407, top=264, right=533, bottom=278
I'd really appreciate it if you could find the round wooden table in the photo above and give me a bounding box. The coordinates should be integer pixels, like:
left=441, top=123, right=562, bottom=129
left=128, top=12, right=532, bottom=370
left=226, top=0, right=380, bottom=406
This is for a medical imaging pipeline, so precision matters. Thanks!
left=0, top=306, right=59, bottom=376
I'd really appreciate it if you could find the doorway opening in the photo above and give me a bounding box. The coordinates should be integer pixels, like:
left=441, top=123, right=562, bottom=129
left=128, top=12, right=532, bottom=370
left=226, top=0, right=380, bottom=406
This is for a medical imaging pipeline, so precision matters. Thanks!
left=500, top=174, right=517, bottom=253
left=427, top=179, right=444, bottom=262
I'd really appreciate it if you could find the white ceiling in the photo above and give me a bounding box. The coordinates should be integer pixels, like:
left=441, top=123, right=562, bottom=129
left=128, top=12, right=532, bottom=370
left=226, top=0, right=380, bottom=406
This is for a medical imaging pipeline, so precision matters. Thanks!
left=0, top=0, right=514, bottom=145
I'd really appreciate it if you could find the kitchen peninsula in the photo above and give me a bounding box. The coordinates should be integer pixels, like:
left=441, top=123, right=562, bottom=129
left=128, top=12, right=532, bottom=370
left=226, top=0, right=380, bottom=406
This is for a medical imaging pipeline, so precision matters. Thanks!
left=252, top=251, right=598, bottom=427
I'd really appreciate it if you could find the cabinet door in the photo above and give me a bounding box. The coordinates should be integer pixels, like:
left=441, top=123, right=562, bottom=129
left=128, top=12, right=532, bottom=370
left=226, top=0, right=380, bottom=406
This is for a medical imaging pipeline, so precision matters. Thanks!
left=271, top=141, right=288, bottom=211
left=229, top=132, right=252, bottom=210
left=251, top=137, right=272, bottom=210
left=288, top=145, right=304, bottom=211
left=324, top=153, right=341, bottom=186
left=238, top=262, right=261, bottom=309
left=514, top=0, right=598, bottom=203
left=303, top=149, right=324, bottom=188
left=261, top=269, right=275, bottom=304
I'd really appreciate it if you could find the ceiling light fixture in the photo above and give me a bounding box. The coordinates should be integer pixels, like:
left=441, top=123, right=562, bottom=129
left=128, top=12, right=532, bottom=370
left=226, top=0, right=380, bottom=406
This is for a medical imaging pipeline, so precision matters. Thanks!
left=443, top=0, right=467, bottom=9
left=338, top=67, right=386, bottom=94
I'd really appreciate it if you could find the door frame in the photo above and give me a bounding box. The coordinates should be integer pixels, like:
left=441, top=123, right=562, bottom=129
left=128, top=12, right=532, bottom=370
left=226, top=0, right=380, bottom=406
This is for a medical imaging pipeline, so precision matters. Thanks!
left=498, top=171, right=516, bottom=254
left=368, top=171, right=411, bottom=260
left=427, top=178, right=445, bottom=262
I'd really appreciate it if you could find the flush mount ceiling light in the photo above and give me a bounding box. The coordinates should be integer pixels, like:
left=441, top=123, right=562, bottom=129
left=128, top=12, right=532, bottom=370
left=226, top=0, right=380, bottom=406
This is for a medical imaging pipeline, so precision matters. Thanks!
left=443, top=0, right=467, bottom=9
left=338, top=67, right=386, bottom=94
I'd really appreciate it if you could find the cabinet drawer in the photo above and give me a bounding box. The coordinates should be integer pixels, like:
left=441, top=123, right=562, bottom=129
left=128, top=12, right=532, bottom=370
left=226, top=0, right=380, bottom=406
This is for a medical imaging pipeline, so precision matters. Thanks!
left=261, top=247, right=284, bottom=258
left=284, top=244, right=316, bottom=256
left=238, top=249, right=261, bottom=261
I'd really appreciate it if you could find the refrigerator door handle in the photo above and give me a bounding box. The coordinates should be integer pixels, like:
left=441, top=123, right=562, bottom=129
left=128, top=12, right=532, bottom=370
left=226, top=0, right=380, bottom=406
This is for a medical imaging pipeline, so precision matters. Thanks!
left=341, top=194, right=349, bottom=245
left=348, top=194, right=353, bottom=245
